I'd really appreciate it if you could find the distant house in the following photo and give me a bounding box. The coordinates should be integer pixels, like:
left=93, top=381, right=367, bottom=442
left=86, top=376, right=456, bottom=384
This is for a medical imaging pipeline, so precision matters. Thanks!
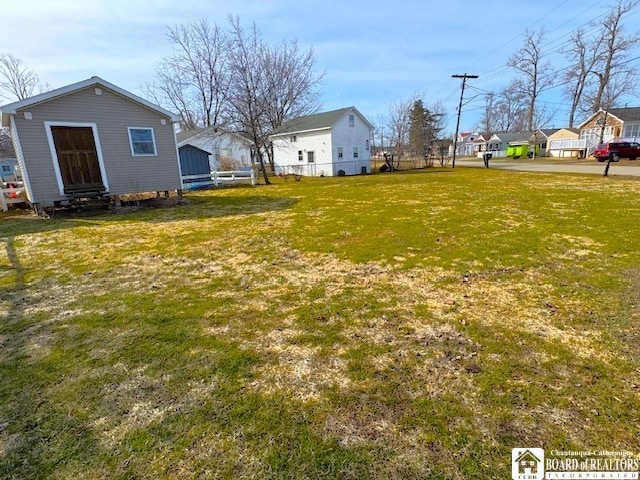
left=532, top=129, right=559, bottom=156
left=542, top=107, right=640, bottom=158
left=486, top=132, right=530, bottom=158
left=176, top=127, right=253, bottom=171
left=270, top=107, right=373, bottom=176
left=547, top=128, right=582, bottom=158
left=452, top=132, right=488, bottom=157
left=0, top=159, right=20, bottom=182
left=0, top=76, right=182, bottom=211
left=580, top=107, right=640, bottom=145
left=0, top=130, right=19, bottom=182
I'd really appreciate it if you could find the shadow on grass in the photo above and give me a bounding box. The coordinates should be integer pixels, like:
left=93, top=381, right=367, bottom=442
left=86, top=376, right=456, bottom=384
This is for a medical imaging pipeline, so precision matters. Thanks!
left=0, top=195, right=299, bottom=237
left=0, top=237, right=112, bottom=478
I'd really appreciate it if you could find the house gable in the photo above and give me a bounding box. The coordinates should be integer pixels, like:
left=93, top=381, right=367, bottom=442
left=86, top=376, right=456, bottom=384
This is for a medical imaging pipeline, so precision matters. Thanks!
left=0, top=76, right=178, bottom=127
left=271, top=106, right=372, bottom=176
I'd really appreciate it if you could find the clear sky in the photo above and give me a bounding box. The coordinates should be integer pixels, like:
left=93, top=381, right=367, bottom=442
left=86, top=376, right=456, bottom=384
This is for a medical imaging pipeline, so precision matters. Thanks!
left=2, top=0, right=639, bottom=133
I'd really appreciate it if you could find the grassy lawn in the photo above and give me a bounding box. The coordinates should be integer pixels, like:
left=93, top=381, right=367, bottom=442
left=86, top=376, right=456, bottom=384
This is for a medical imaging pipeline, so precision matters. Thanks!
left=1, top=167, right=639, bottom=479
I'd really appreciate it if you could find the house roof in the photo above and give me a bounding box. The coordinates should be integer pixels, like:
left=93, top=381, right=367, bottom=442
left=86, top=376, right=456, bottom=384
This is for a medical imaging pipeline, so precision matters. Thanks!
left=537, top=128, right=560, bottom=138
left=578, top=107, right=640, bottom=129
left=609, top=106, right=640, bottom=122
left=516, top=450, right=541, bottom=463
left=175, top=126, right=253, bottom=147
left=489, top=132, right=530, bottom=143
left=272, top=106, right=373, bottom=136
left=0, top=76, right=179, bottom=127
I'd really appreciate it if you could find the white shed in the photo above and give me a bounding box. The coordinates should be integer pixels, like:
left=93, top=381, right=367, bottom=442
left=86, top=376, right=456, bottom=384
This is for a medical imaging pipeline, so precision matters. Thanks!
left=271, top=107, right=373, bottom=177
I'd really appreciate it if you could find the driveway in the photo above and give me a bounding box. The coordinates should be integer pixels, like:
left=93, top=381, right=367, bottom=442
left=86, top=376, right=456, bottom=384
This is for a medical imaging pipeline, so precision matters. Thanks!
left=454, top=158, right=640, bottom=176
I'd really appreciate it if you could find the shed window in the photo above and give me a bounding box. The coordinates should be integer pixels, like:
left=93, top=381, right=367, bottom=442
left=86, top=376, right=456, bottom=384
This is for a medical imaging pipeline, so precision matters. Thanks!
left=128, top=127, right=157, bottom=156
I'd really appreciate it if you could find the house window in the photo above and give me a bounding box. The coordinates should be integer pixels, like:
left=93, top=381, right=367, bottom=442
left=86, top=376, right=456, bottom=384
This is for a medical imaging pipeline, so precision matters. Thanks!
left=353, top=147, right=359, bottom=158
left=298, top=150, right=303, bottom=161
left=366, top=139, right=370, bottom=150
left=128, top=127, right=157, bottom=156
left=291, top=135, right=297, bottom=142
left=307, top=151, right=315, bottom=163
left=624, top=124, right=640, bottom=138
left=1, top=165, right=11, bottom=172
left=337, top=147, right=343, bottom=159
left=349, top=114, right=354, bottom=127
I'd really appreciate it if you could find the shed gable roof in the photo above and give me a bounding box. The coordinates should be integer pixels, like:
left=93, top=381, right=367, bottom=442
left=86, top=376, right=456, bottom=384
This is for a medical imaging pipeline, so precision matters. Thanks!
left=0, top=76, right=178, bottom=127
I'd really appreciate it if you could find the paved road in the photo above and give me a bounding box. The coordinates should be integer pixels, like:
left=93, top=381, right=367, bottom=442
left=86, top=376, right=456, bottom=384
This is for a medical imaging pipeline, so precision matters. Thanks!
left=455, top=158, right=640, bottom=176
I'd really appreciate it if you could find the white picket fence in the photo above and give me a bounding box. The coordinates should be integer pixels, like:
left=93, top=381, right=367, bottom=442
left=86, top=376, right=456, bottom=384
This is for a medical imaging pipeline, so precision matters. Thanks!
left=182, top=170, right=256, bottom=189
left=1, top=182, right=26, bottom=211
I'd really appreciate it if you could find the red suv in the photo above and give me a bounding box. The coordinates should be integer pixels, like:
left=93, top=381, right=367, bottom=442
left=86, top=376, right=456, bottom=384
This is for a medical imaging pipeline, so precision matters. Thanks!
left=593, top=141, right=640, bottom=162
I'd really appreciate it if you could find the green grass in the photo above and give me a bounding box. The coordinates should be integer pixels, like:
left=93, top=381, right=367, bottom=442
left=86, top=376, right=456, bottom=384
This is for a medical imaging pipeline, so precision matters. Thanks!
left=1, top=167, right=640, bottom=479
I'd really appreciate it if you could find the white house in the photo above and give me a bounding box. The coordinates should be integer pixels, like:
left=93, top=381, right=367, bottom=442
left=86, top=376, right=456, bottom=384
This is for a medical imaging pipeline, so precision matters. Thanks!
left=176, top=126, right=253, bottom=171
left=271, top=107, right=373, bottom=176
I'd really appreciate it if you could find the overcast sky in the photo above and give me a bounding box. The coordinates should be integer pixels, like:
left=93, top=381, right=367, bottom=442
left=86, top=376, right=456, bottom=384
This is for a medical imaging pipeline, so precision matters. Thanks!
left=2, top=0, right=639, bottom=133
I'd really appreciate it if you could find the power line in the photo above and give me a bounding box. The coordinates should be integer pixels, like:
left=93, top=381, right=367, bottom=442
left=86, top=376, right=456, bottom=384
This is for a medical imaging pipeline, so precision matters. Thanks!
left=451, top=74, right=479, bottom=168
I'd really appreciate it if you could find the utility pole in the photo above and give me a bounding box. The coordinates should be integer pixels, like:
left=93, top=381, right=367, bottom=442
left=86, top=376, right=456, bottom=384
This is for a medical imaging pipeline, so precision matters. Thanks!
left=451, top=74, right=478, bottom=168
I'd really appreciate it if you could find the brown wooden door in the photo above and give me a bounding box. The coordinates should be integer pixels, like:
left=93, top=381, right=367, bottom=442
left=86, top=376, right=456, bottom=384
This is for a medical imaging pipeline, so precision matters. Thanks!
left=50, top=126, right=105, bottom=193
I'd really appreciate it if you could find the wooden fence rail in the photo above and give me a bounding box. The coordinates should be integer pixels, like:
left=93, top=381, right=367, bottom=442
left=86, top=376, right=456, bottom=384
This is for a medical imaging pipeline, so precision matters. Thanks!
left=182, top=170, right=256, bottom=188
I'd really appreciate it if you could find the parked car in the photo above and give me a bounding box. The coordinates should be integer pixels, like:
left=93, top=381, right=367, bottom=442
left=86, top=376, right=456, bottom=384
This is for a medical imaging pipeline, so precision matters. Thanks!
left=593, top=141, right=640, bottom=162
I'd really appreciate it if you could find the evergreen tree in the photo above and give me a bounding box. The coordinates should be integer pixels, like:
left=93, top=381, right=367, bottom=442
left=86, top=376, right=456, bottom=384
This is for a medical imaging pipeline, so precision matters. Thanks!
left=409, top=100, right=428, bottom=157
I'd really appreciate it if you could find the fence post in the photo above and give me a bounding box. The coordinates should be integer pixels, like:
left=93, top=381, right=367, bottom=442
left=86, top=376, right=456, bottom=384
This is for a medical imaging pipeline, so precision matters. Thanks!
left=251, top=170, right=255, bottom=185
left=0, top=190, right=7, bottom=212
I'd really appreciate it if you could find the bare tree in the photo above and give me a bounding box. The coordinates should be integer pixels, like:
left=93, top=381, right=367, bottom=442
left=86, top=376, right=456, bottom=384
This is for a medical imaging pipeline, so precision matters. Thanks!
left=562, top=29, right=603, bottom=127
left=507, top=28, right=556, bottom=132
left=493, top=82, right=528, bottom=132
left=225, top=16, right=322, bottom=184
left=225, top=18, right=270, bottom=182
left=587, top=0, right=639, bottom=112
left=0, top=53, right=41, bottom=102
left=0, top=127, right=14, bottom=157
left=258, top=38, right=322, bottom=168
left=387, top=96, right=413, bottom=160
left=477, top=91, right=498, bottom=132
left=145, top=20, right=230, bottom=130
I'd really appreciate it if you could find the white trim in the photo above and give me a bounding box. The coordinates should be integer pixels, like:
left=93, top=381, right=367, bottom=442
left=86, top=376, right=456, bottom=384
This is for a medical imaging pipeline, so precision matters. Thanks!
left=9, top=116, right=34, bottom=202
left=173, top=131, right=184, bottom=191
left=0, top=76, right=179, bottom=122
left=127, top=126, right=158, bottom=156
left=44, top=121, right=110, bottom=196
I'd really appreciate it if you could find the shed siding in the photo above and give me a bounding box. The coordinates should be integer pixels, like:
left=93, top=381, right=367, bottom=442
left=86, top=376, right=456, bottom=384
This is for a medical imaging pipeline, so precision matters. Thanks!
left=13, top=86, right=180, bottom=203
left=179, top=145, right=211, bottom=176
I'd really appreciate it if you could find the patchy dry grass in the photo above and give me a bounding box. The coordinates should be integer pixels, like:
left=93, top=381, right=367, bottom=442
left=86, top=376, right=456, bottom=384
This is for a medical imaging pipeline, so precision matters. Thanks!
left=1, top=168, right=640, bottom=478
